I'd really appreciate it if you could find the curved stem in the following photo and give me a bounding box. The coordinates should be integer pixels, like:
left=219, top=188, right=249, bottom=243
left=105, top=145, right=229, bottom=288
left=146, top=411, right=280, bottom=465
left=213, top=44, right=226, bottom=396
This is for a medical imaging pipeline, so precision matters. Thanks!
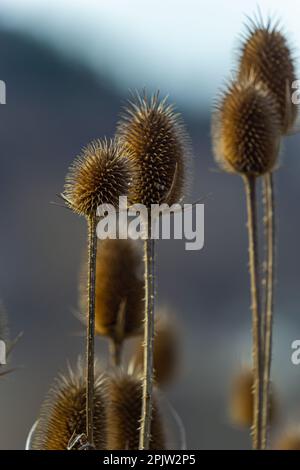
left=86, top=214, right=97, bottom=445
left=261, top=173, right=275, bottom=449
left=139, top=231, right=155, bottom=450
left=243, top=175, right=263, bottom=450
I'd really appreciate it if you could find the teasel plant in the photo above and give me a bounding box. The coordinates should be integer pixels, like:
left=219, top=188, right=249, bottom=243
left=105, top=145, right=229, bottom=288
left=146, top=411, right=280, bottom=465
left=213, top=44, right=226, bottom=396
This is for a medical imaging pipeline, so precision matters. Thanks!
left=130, top=310, right=179, bottom=387
left=237, top=14, right=297, bottom=448
left=212, top=76, right=281, bottom=449
left=79, top=238, right=144, bottom=367
left=106, top=370, right=166, bottom=450
left=61, top=138, right=132, bottom=446
left=31, top=361, right=107, bottom=450
left=229, top=366, right=276, bottom=429
left=116, top=91, right=190, bottom=449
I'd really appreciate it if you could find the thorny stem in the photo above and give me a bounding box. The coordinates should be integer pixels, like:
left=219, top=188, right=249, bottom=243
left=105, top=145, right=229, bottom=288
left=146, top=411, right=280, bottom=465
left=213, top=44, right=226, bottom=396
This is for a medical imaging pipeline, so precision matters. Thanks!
left=243, top=175, right=263, bottom=450
left=86, top=214, right=97, bottom=446
left=139, top=226, right=155, bottom=450
left=261, top=173, right=275, bottom=449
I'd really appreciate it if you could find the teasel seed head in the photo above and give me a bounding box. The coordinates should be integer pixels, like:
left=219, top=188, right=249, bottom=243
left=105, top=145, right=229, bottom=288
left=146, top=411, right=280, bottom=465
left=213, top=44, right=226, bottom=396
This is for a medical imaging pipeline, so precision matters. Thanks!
left=62, top=138, right=132, bottom=217
left=229, top=367, right=276, bottom=428
left=212, top=77, right=281, bottom=176
left=32, top=361, right=107, bottom=450
left=106, top=371, right=166, bottom=449
left=79, top=239, right=144, bottom=344
left=274, top=427, right=300, bottom=450
left=117, top=91, right=190, bottom=208
left=130, top=312, right=178, bottom=386
left=238, top=17, right=297, bottom=134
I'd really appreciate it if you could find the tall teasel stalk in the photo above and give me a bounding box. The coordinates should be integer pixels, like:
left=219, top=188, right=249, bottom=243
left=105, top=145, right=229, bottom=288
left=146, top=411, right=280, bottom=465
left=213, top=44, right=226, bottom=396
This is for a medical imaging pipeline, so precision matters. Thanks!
left=212, top=77, right=280, bottom=449
left=79, top=238, right=144, bottom=367
left=116, top=92, right=190, bottom=449
left=237, top=16, right=297, bottom=448
left=62, top=139, right=132, bottom=445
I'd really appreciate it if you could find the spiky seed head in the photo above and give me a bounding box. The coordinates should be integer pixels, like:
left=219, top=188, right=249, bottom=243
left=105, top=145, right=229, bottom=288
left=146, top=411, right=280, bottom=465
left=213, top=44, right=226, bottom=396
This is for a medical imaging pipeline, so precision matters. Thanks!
left=117, top=92, right=190, bottom=208
left=274, top=428, right=300, bottom=450
left=32, top=362, right=107, bottom=450
left=79, top=239, right=144, bottom=342
left=63, top=138, right=132, bottom=217
left=212, top=78, right=281, bottom=176
left=238, top=18, right=297, bottom=134
left=131, top=312, right=178, bottom=386
left=106, top=372, right=166, bottom=450
left=229, top=367, right=276, bottom=428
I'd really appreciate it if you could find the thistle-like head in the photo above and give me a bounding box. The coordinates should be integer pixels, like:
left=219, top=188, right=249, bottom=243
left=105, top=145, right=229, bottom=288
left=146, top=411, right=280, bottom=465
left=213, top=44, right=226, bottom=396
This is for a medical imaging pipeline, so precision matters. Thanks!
left=212, top=77, right=281, bottom=176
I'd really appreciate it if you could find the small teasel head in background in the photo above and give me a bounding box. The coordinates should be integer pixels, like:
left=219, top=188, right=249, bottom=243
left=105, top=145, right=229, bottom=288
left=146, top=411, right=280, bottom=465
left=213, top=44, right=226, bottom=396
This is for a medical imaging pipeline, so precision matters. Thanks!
left=238, top=15, right=297, bottom=134
left=273, top=426, right=300, bottom=450
left=62, top=138, right=132, bottom=218
left=31, top=361, right=107, bottom=450
left=130, top=310, right=179, bottom=387
left=212, top=76, right=281, bottom=177
left=106, top=370, right=166, bottom=450
left=229, top=366, right=277, bottom=428
left=79, top=238, right=144, bottom=365
left=116, top=91, right=191, bottom=208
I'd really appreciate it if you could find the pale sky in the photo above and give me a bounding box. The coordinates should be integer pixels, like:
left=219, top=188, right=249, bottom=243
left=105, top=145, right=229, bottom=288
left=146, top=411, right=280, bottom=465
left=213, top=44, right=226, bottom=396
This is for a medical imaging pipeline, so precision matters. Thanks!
left=0, top=0, right=300, bottom=111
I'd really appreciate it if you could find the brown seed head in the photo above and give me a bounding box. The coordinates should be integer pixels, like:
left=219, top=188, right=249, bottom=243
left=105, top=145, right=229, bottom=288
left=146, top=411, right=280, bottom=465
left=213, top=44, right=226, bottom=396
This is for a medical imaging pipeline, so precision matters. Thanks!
left=117, top=91, right=190, bottom=208
left=79, top=239, right=144, bottom=342
left=230, top=367, right=276, bottom=428
left=106, top=372, right=166, bottom=450
left=63, top=138, right=132, bottom=217
left=274, top=427, right=300, bottom=450
left=238, top=17, right=297, bottom=134
left=131, top=312, right=178, bottom=386
left=32, top=362, right=107, bottom=450
left=212, top=78, right=281, bottom=176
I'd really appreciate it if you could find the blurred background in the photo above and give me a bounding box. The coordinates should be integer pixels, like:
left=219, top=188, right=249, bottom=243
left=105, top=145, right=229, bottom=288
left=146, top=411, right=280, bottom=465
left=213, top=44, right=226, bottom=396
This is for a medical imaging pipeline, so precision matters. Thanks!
left=0, top=0, right=300, bottom=449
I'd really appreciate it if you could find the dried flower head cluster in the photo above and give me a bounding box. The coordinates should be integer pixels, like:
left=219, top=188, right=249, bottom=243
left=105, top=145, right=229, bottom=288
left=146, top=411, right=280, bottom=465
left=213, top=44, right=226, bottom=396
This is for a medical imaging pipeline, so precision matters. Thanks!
left=32, top=364, right=107, bottom=450
left=230, top=368, right=276, bottom=428
left=106, top=372, right=166, bottom=450
left=80, top=239, right=144, bottom=342
left=213, top=78, right=281, bottom=176
left=63, top=139, right=132, bottom=217
left=131, top=313, right=178, bottom=386
left=117, top=92, right=189, bottom=208
left=238, top=18, right=297, bottom=133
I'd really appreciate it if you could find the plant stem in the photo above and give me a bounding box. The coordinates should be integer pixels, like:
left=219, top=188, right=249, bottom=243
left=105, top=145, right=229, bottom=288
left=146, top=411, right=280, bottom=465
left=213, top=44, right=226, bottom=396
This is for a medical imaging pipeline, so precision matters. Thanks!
left=261, top=173, right=275, bottom=449
left=109, top=339, right=122, bottom=367
left=86, top=214, right=97, bottom=445
left=139, top=228, right=155, bottom=450
left=243, top=175, right=263, bottom=450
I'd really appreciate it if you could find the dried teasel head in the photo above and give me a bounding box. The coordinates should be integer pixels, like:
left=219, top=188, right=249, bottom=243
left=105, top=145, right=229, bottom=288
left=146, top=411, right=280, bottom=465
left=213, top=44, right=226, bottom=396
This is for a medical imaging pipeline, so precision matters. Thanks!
left=62, top=138, right=132, bottom=217
left=79, top=239, right=144, bottom=344
left=229, top=367, right=276, bottom=428
left=238, top=16, right=297, bottom=134
left=274, top=427, right=300, bottom=450
left=130, top=312, right=178, bottom=386
left=106, top=371, right=166, bottom=450
left=31, top=361, right=107, bottom=450
left=212, top=77, right=281, bottom=176
left=116, top=91, right=190, bottom=208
